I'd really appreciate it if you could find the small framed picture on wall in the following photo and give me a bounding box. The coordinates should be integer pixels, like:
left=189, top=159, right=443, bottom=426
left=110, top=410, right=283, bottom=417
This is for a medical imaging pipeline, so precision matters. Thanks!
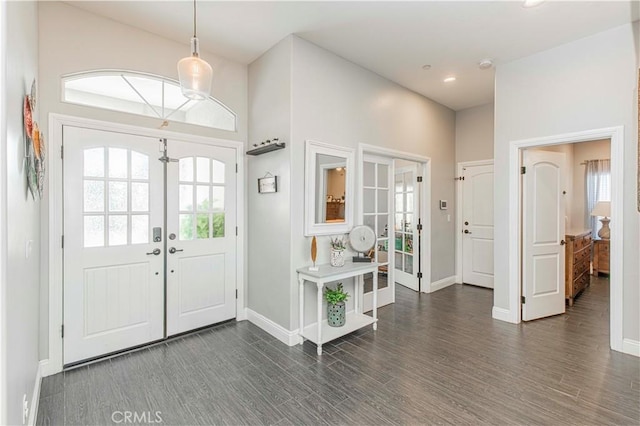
left=258, top=175, right=277, bottom=194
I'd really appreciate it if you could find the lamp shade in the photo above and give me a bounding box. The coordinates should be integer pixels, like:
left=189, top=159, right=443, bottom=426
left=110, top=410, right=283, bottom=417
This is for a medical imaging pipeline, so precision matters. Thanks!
left=178, top=37, right=213, bottom=100
left=590, top=201, right=610, bottom=217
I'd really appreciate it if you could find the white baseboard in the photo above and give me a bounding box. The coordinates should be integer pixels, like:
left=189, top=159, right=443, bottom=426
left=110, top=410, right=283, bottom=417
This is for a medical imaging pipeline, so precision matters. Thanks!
left=236, top=307, right=248, bottom=322
left=622, top=338, right=640, bottom=357
left=28, top=360, right=46, bottom=426
left=454, top=275, right=462, bottom=284
left=246, top=309, right=302, bottom=346
left=492, top=306, right=516, bottom=323
left=428, top=275, right=457, bottom=293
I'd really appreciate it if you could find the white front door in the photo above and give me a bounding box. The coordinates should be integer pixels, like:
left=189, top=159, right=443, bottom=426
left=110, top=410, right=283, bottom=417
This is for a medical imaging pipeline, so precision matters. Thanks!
left=362, top=155, right=394, bottom=311
left=63, top=126, right=165, bottom=364
left=522, top=150, right=566, bottom=321
left=63, top=127, right=238, bottom=364
left=461, top=163, right=494, bottom=288
left=394, top=165, right=419, bottom=291
left=166, top=141, right=237, bottom=335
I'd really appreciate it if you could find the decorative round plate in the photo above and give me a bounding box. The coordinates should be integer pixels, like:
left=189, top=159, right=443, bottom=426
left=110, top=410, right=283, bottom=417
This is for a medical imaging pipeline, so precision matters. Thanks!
left=349, top=225, right=376, bottom=254
left=23, top=96, right=33, bottom=138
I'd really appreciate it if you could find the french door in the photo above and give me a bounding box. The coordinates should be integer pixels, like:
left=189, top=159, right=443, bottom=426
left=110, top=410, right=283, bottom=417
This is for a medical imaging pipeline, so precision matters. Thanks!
left=362, top=155, right=394, bottom=311
left=394, top=165, right=419, bottom=291
left=63, top=126, right=237, bottom=364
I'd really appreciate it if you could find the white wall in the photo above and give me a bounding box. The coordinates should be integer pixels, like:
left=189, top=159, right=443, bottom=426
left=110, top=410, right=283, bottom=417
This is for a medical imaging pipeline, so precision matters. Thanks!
left=2, top=1, right=41, bottom=424
left=455, top=102, right=494, bottom=163
left=571, top=139, right=611, bottom=229
left=494, top=23, right=639, bottom=342
left=38, top=1, right=248, bottom=357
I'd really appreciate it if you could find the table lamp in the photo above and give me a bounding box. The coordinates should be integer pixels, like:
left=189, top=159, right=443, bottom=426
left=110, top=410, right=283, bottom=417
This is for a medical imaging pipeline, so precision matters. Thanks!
left=590, top=201, right=611, bottom=239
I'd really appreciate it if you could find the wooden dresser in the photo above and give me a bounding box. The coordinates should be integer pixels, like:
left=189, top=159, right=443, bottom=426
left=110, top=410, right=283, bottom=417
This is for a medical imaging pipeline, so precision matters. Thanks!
left=565, top=230, right=592, bottom=306
left=593, top=239, right=610, bottom=275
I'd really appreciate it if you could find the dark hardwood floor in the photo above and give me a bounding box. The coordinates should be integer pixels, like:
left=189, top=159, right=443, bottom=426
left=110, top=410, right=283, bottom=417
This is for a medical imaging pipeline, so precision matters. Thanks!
left=38, top=276, right=639, bottom=425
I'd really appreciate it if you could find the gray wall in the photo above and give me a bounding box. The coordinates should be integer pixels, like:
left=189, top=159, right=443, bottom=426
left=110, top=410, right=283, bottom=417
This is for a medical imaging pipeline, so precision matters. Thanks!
left=3, top=1, right=41, bottom=424
left=494, top=23, right=639, bottom=342
left=37, top=1, right=248, bottom=358
left=247, top=37, right=293, bottom=329
left=455, top=102, right=494, bottom=163
left=247, top=35, right=457, bottom=332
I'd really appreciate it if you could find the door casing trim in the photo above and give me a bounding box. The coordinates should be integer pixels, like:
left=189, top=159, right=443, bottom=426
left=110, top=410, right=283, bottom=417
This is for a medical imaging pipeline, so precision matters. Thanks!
left=504, top=126, right=624, bottom=354
left=45, top=113, right=246, bottom=375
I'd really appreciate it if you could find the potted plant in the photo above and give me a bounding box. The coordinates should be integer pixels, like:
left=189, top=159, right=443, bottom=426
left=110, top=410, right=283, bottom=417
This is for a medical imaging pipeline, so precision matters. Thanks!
left=330, top=236, right=347, bottom=267
left=324, top=283, right=349, bottom=327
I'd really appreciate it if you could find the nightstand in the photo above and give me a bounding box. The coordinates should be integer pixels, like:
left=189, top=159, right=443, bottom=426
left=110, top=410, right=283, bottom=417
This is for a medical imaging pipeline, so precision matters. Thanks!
left=593, top=239, right=610, bottom=275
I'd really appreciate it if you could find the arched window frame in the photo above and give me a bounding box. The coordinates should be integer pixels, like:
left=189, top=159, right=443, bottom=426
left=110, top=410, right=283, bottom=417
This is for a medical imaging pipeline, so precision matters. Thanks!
left=61, top=69, right=237, bottom=132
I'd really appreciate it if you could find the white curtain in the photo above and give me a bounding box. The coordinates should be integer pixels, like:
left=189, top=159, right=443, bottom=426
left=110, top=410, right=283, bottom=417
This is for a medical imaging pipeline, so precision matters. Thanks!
left=585, top=159, right=611, bottom=238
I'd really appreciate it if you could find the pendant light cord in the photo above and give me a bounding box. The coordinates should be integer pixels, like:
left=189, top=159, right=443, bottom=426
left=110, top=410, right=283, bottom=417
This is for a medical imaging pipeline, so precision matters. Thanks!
left=193, top=0, right=197, bottom=38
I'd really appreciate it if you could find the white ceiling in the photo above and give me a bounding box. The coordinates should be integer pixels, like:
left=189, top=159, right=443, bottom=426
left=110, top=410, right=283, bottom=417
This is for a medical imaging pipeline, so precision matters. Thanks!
left=67, top=1, right=638, bottom=111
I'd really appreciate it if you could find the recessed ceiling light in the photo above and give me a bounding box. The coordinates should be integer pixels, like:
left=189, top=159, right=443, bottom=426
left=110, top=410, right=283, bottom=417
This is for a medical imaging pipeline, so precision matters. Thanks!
left=478, top=59, right=493, bottom=70
left=523, top=0, right=545, bottom=8
left=443, top=76, right=456, bottom=83
left=422, top=64, right=432, bottom=70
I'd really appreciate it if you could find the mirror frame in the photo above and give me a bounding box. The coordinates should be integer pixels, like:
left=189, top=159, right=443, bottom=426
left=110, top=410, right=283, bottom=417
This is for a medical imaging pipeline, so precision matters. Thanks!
left=304, top=140, right=355, bottom=236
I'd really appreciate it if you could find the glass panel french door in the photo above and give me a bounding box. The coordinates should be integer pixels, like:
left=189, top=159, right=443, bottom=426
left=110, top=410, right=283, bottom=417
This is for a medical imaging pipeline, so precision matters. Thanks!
left=363, top=154, right=394, bottom=311
left=394, top=165, right=419, bottom=291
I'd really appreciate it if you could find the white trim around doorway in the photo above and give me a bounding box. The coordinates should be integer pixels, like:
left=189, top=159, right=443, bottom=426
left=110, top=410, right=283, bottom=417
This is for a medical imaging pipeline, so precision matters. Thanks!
left=455, top=159, right=493, bottom=284
left=357, top=144, right=432, bottom=293
left=505, top=126, right=624, bottom=354
left=45, top=114, right=246, bottom=376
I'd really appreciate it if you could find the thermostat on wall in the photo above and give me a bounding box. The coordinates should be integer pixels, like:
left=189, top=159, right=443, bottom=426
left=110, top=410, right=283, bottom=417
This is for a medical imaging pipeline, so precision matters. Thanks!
left=439, top=200, right=448, bottom=210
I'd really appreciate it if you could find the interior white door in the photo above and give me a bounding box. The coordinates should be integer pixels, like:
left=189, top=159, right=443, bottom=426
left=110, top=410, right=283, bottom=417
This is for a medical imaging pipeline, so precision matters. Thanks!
left=362, top=155, right=394, bottom=311
left=522, top=150, right=566, bottom=321
left=63, top=126, right=164, bottom=364
left=394, top=165, right=419, bottom=291
left=166, top=141, right=237, bottom=335
left=461, top=163, right=494, bottom=288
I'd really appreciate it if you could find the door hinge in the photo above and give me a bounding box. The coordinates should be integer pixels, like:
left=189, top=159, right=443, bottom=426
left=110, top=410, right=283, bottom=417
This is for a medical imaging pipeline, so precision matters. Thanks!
left=416, top=176, right=423, bottom=183
left=417, top=223, right=423, bottom=231
left=521, top=296, right=526, bottom=304
left=235, top=289, right=238, bottom=299
left=521, top=166, right=526, bottom=175
left=60, top=146, right=64, bottom=159
left=61, top=235, right=64, bottom=249
left=236, top=226, right=238, bottom=236
left=417, top=272, right=423, bottom=279
left=455, top=176, right=465, bottom=181
left=61, top=324, right=64, bottom=338
left=236, top=164, right=238, bottom=173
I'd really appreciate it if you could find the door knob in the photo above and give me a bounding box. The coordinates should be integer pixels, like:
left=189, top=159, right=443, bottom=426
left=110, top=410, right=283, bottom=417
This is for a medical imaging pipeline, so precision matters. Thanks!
left=146, top=248, right=161, bottom=256
left=464, top=230, right=472, bottom=234
left=560, top=240, right=566, bottom=246
left=169, top=247, right=184, bottom=254
left=464, top=221, right=469, bottom=226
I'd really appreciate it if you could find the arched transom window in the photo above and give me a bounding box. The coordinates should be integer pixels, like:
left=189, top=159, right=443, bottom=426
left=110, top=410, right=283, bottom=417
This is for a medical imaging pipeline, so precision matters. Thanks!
left=62, top=70, right=237, bottom=131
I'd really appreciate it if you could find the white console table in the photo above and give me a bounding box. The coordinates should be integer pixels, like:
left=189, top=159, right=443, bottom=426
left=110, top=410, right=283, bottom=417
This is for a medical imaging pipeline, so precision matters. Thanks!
left=297, top=261, right=378, bottom=355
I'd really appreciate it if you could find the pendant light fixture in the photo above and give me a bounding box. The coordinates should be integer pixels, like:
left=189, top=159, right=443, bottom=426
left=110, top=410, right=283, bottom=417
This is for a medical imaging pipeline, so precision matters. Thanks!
left=177, top=0, right=213, bottom=100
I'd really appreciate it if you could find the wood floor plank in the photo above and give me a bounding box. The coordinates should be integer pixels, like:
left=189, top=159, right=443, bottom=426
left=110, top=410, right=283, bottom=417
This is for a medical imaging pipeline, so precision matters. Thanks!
left=38, top=275, right=639, bottom=425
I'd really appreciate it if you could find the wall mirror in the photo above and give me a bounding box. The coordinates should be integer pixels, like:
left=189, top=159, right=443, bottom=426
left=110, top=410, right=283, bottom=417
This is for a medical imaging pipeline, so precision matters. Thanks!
left=305, top=140, right=354, bottom=236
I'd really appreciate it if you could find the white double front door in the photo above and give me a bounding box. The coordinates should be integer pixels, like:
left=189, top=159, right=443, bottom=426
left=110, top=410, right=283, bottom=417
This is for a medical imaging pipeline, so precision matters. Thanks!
left=63, top=126, right=237, bottom=364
